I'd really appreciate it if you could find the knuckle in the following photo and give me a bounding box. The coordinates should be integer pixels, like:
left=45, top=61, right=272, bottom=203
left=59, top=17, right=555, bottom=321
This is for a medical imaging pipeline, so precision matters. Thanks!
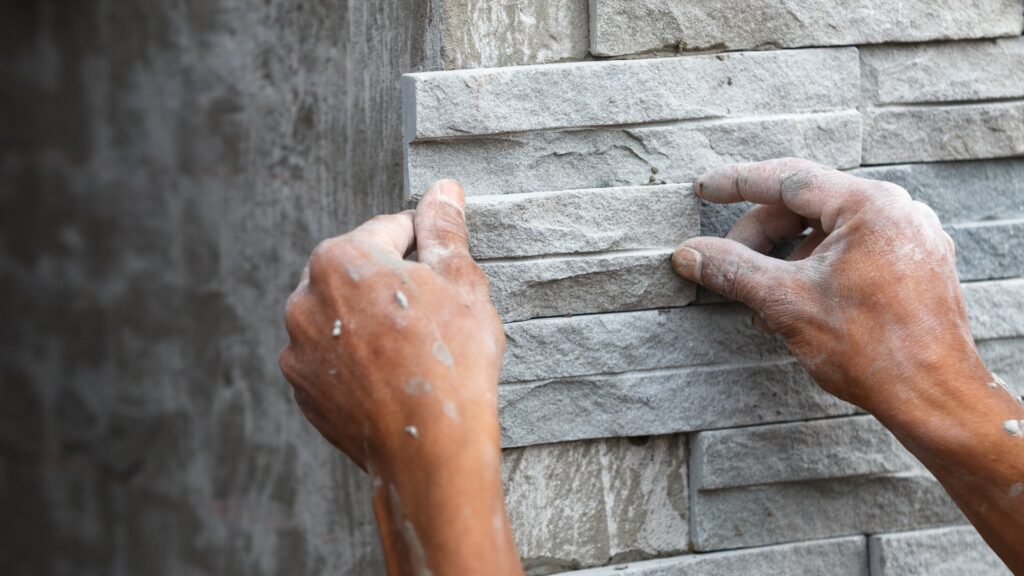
left=309, top=238, right=342, bottom=271
left=872, top=181, right=911, bottom=200
left=779, top=165, right=825, bottom=197
left=710, top=254, right=747, bottom=302
left=278, top=347, right=300, bottom=382
left=283, top=300, right=301, bottom=338
left=909, top=199, right=940, bottom=220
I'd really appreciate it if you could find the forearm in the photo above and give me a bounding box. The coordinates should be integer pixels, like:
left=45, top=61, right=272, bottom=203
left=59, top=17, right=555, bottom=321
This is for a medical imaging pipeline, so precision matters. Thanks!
left=874, top=357, right=1024, bottom=573
left=369, top=419, right=523, bottom=576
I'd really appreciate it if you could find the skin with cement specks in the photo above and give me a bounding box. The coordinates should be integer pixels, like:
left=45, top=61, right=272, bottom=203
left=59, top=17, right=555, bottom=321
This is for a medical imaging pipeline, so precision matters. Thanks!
left=281, top=180, right=521, bottom=576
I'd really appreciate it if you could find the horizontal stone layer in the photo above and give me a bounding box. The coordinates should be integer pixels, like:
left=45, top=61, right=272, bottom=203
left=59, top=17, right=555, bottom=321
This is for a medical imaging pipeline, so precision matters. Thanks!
left=690, top=473, right=965, bottom=551
left=861, top=37, right=1024, bottom=105
left=502, top=435, right=688, bottom=575
left=965, top=279, right=1024, bottom=340
left=498, top=289, right=1024, bottom=448
left=869, top=526, right=1012, bottom=576
left=850, top=160, right=1024, bottom=224
left=501, top=279, right=1024, bottom=384
left=562, top=537, right=868, bottom=576
left=407, top=111, right=862, bottom=197
left=437, top=0, right=589, bottom=70
left=948, top=218, right=1024, bottom=281
left=499, top=360, right=857, bottom=448
left=863, top=100, right=1024, bottom=164
left=589, top=0, right=1024, bottom=56
left=691, top=415, right=919, bottom=491
left=501, top=304, right=787, bottom=383
left=482, top=251, right=695, bottom=323
left=466, top=184, right=698, bottom=260
left=404, top=48, right=859, bottom=139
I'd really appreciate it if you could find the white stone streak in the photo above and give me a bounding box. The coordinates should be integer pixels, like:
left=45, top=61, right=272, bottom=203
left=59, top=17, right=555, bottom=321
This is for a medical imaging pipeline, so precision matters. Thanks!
left=501, top=436, right=688, bottom=572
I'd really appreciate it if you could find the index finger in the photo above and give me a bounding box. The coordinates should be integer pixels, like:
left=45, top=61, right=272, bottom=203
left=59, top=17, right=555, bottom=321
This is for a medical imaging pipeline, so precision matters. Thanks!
left=696, top=158, right=878, bottom=232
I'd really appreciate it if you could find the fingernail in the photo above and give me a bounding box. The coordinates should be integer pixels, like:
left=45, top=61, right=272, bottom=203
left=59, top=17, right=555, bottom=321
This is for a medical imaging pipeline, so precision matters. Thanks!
left=672, top=247, right=703, bottom=279
left=430, top=179, right=465, bottom=215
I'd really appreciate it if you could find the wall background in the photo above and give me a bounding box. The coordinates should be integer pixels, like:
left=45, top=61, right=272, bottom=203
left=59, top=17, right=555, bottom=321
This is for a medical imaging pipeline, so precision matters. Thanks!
left=3, top=1, right=1023, bottom=575
left=2, top=1, right=437, bottom=573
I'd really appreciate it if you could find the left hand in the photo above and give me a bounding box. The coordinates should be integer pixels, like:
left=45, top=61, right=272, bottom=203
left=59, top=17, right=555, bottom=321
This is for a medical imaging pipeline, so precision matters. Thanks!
left=279, top=179, right=505, bottom=475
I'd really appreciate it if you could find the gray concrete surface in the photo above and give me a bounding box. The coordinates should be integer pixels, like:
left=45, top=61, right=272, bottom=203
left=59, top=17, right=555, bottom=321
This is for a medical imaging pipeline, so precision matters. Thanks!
left=0, top=1, right=438, bottom=574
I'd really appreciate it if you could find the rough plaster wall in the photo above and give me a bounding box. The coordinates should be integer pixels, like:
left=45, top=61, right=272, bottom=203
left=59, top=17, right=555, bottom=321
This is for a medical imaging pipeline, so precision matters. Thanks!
left=0, top=1, right=439, bottom=574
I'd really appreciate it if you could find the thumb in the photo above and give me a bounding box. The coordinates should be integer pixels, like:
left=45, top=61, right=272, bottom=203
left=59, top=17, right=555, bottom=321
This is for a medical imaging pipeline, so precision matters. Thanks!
left=672, top=237, right=794, bottom=312
left=415, top=179, right=491, bottom=301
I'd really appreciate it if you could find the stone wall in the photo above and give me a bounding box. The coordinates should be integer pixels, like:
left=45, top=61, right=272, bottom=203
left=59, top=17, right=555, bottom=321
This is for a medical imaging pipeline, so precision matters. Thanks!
left=408, top=1, right=1024, bottom=574
left=3, top=1, right=1022, bottom=575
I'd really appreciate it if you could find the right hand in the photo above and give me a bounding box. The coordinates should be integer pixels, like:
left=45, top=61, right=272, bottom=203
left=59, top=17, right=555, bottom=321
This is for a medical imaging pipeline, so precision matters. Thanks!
left=671, top=158, right=991, bottom=420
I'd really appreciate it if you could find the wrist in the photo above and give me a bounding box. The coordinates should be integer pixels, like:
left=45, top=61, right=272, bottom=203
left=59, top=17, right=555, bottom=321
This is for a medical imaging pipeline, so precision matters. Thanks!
left=369, top=432, right=519, bottom=576
left=871, top=351, right=1020, bottom=470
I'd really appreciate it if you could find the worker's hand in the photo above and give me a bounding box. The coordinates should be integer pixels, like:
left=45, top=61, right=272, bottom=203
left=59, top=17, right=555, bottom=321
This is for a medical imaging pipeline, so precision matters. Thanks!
left=672, top=158, right=990, bottom=421
left=279, top=180, right=504, bottom=474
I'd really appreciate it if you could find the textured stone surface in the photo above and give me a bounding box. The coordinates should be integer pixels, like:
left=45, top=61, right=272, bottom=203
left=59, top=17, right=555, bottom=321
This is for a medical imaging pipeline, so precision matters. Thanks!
left=561, top=537, right=868, bottom=576
left=498, top=327, right=1024, bottom=449
left=438, top=0, right=589, bottom=70
left=861, top=37, right=1024, bottom=104
left=690, top=474, right=966, bottom=551
left=498, top=360, right=857, bottom=447
left=409, top=111, right=862, bottom=197
left=964, top=279, right=1024, bottom=340
left=404, top=48, right=859, bottom=139
left=589, top=0, right=1024, bottom=56
left=948, top=218, right=1024, bottom=281
left=483, top=251, right=695, bottom=322
left=501, top=304, right=789, bottom=383
left=501, top=279, right=1023, bottom=384
left=862, top=101, right=1024, bottom=164
left=869, top=526, right=1011, bottom=576
left=851, top=160, right=1024, bottom=224
left=502, top=435, right=688, bottom=575
left=467, top=184, right=698, bottom=260
left=692, top=416, right=919, bottom=491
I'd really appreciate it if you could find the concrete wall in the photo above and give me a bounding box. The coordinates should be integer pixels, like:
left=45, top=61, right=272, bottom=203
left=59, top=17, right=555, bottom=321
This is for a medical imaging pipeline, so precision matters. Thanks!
left=1, top=1, right=438, bottom=574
